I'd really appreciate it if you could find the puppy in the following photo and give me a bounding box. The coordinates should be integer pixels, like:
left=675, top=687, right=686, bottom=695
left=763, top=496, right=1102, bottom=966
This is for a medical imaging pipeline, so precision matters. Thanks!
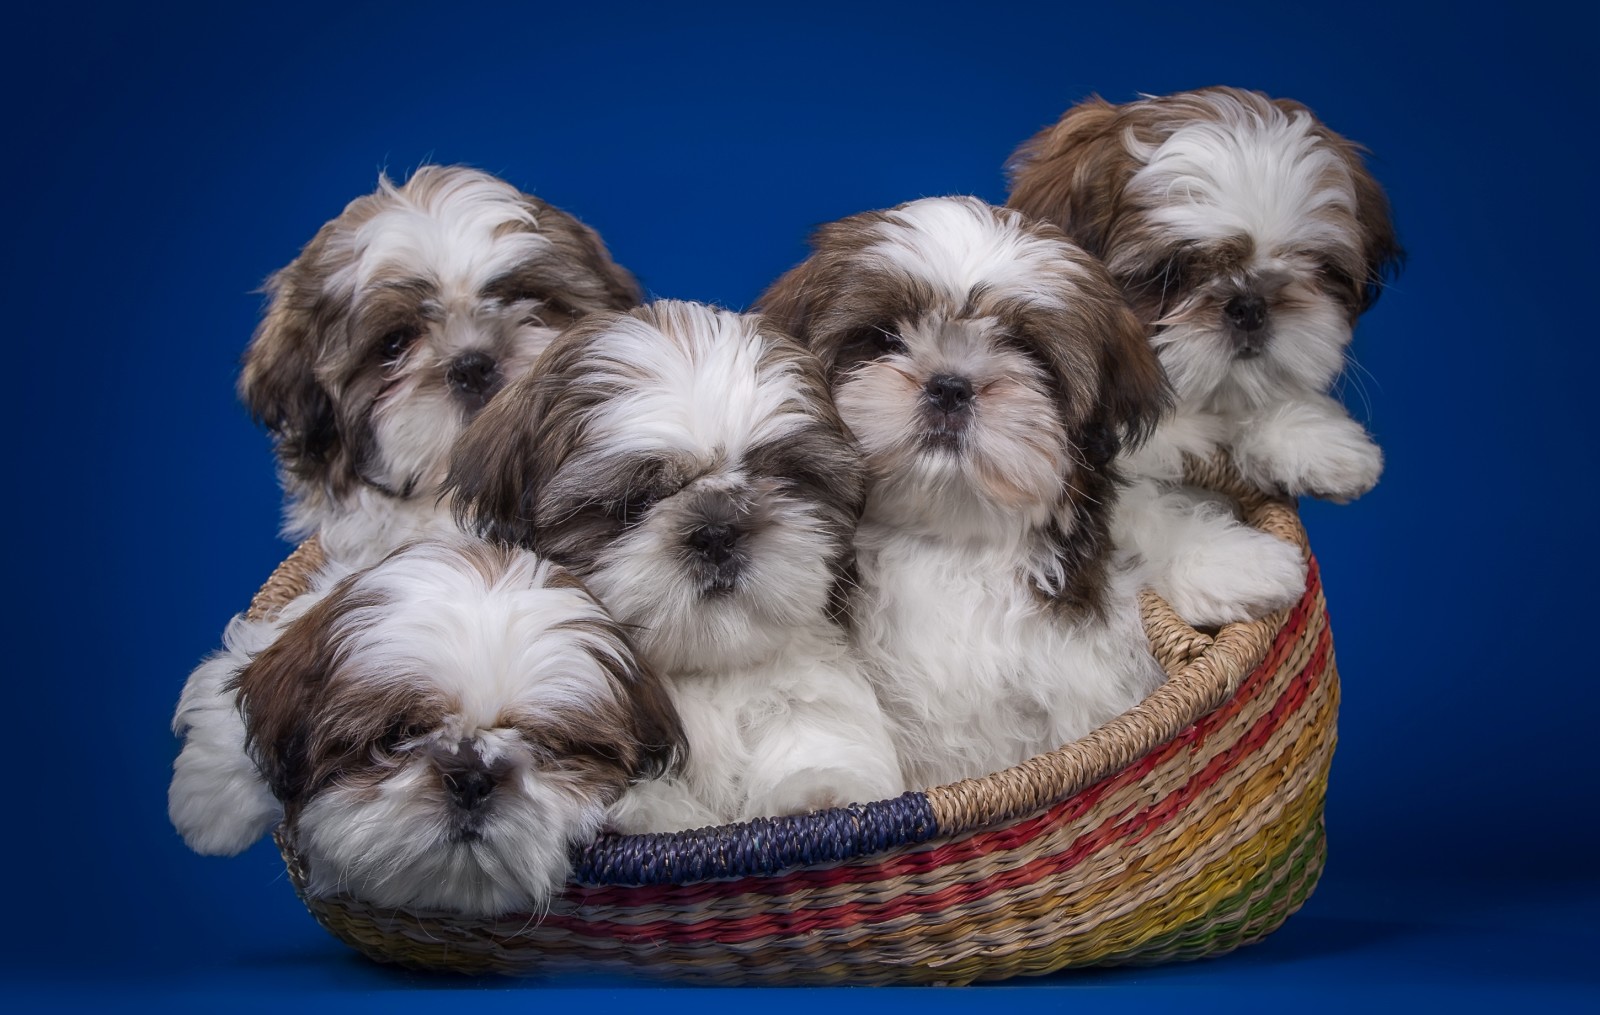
left=757, top=196, right=1173, bottom=788
left=1007, top=86, right=1404, bottom=502
left=169, top=537, right=681, bottom=916
left=449, top=300, right=903, bottom=831
left=239, top=165, right=641, bottom=568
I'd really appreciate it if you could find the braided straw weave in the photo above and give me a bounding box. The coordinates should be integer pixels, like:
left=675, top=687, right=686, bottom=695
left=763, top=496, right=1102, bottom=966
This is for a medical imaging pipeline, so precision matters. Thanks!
left=256, top=457, right=1337, bottom=985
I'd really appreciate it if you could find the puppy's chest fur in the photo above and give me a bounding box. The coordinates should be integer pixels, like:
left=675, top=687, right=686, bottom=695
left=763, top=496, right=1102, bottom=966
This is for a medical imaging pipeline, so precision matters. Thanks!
left=854, top=523, right=1165, bottom=789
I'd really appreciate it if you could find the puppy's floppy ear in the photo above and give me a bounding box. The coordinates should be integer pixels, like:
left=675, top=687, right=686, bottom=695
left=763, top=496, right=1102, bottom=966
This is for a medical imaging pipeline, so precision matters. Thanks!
left=752, top=259, right=817, bottom=348
left=230, top=586, right=359, bottom=805
left=1014, top=222, right=1174, bottom=468
left=518, top=197, right=644, bottom=316
left=1085, top=296, right=1172, bottom=467
left=1341, top=147, right=1405, bottom=313
left=537, top=563, right=687, bottom=778
left=1006, top=95, right=1139, bottom=259
left=755, top=221, right=874, bottom=373
left=238, top=236, right=342, bottom=478
left=445, top=373, right=547, bottom=549
left=777, top=326, right=870, bottom=630
left=615, top=654, right=687, bottom=779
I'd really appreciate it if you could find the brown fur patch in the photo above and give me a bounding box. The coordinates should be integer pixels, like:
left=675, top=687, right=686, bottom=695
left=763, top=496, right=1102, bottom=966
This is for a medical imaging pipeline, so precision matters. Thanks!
left=230, top=573, right=390, bottom=812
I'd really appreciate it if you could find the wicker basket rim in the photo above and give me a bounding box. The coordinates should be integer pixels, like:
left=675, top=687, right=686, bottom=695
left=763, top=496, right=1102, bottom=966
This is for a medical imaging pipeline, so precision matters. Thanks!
left=252, top=454, right=1295, bottom=883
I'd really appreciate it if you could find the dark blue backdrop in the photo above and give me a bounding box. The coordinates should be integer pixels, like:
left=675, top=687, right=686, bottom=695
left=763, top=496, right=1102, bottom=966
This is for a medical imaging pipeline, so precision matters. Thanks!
left=6, top=1, right=1595, bottom=1009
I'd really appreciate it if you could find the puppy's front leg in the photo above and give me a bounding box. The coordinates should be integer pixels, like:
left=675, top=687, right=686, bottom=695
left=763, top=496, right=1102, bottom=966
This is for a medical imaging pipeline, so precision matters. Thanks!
left=1232, top=393, right=1383, bottom=502
left=1116, top=478, right=1307, bottom=626
left=169, top=616, right=283, bottom=856
left=739, top=673, right=903, bottom=819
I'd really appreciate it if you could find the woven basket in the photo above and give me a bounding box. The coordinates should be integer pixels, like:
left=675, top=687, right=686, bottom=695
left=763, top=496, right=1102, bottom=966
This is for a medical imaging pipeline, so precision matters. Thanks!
left=246, top=456, right=1336, bottom=985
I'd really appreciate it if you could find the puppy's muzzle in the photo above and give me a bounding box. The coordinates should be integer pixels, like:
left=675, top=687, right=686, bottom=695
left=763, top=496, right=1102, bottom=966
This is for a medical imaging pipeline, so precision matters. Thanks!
left=680, top=488, right=768, bottom=596
left=685, top=520, right=746, bottom=595
left=1223, top=294, right=1270, bottom=359
left=447, top=351, right=502, bottom=410
left=687, top=523, right=739, bottom=566
left=435, top=741, right=502, bottom=833
left=921, top=373, right=974, bottom=446
left=924, top=374, right=974, bottom=414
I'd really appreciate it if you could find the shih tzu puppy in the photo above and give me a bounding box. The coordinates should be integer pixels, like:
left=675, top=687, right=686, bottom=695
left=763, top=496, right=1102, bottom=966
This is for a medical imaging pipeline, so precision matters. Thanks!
left=239, top=165, right=642, bottom=568
left=169, top=537, right=682, bottom=916
left=1003, top=87, right=1400, bottom=622
left=757, top=196, right=1172, bottom=788
left=1007, top=86, right=1404, bottom=502
left=449, top=300, right=903, bottom=831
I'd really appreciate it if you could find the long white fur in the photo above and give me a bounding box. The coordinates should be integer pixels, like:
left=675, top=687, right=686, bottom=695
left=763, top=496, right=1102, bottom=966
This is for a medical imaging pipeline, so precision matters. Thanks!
left=559, top=303, right=902, bottom=832
left=834, top=198, right=1169, bottom=789
left=856, top=518, right=1163, bottom=789
left=168, top=613, right=295, bottom=857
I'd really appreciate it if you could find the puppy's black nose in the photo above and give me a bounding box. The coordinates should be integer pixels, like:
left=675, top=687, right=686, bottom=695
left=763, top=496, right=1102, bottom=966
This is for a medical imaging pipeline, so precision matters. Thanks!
left=686, top=523, right=739, bottom=564
left=924, top=374, right=974, bottom=414
left=447, top=351, right=500, bottom=397
left=1224, top=294, right=1268, bottom=333
left=443, top=767, right=495, bottom=811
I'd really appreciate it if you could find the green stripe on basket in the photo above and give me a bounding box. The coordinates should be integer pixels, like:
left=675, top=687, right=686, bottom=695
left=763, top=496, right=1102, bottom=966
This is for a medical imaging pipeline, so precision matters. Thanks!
left=1097, top=809, right=1327, bottom=967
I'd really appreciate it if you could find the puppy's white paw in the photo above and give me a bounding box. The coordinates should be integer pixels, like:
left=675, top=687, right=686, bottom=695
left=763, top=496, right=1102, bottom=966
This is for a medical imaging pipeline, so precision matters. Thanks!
left=168, top=745, right=281, bottom=856
left=170, top=642, right=282, bottom=856
left=1235, top=405, right=1384, bottom=502
left=747, top=767, right=887, bottom=819
left=1161, top=527, right=1307, bottom=626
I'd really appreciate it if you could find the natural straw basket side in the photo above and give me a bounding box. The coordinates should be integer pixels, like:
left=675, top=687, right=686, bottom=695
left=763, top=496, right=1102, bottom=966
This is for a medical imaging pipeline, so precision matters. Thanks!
left=252, top=456, right=1337, bottom=985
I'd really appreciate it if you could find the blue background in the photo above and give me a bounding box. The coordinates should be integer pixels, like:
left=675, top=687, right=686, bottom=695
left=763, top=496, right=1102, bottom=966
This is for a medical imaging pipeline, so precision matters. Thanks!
left=5, top=0, right=1595, bottom=1009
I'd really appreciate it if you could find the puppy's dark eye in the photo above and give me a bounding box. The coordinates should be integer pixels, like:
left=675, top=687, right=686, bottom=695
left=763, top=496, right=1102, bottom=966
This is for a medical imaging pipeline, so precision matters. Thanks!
left=1316, top=262, right=1357, bottom=292
left=542, top=295, right=577, bottom=317
left=608, top=489, right=661, bottom=525
left=379, top=327, right=420, bottom=362
left=515, top=294, right=577, bottom=327
left=871, top=327, right=907, bottom=355
left=1137, top=257, right=1186, bottom=295
left=378, top=720, right=426, bottom=751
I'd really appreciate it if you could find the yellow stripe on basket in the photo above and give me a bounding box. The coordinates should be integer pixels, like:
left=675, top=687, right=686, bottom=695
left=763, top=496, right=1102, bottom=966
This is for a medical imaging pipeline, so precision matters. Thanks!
left=900, top=662, right=1338, bottom=981
left=937, top=764, right=1331, bottom=983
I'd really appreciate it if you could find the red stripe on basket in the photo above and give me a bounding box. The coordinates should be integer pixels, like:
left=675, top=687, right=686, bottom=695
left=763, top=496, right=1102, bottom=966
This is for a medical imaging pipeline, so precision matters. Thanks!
left=552, top=563, right=1329, bottom=942
left=550, top=638, right=1327, bottom=946
left=571, top=624, right=1328, bottom=944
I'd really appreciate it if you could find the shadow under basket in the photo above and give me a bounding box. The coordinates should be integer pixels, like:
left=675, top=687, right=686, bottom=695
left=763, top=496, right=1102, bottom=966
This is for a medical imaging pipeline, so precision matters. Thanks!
left=247, top=457, right=1337, bottom=985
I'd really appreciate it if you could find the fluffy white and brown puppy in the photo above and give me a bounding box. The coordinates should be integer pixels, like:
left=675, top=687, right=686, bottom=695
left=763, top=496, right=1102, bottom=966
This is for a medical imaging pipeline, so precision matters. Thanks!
left=169, top=537, right=682, bottom=916
left=1005, top=87, right=1399, bottom=622
left=449, top=300, right=903, bottom=832
left=240, top=165, right=641, bottom=568
left=757, top=196, right=1172, bottom=788
left=1007, top=86, right=1404, bottom=502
